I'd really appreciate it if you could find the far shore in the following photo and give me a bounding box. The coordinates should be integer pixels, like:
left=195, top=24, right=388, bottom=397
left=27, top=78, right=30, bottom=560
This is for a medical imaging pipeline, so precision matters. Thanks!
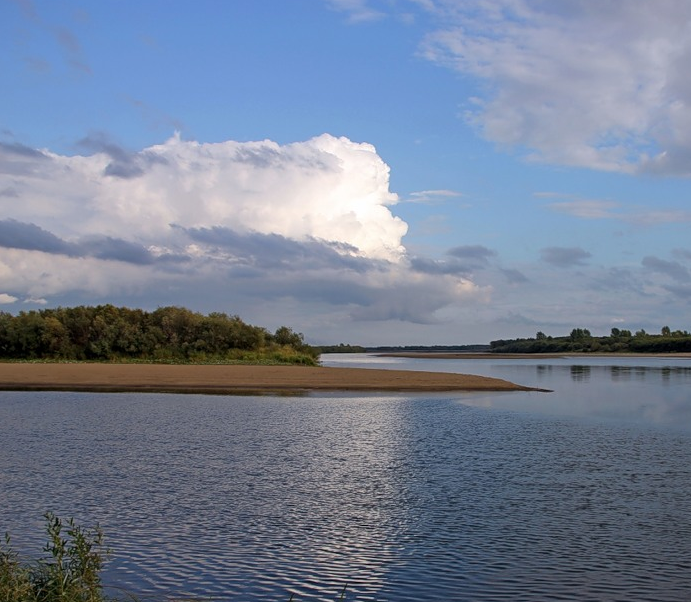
left=0, top=362, right=542, bottom=395
left=378, top=352, right=691, bottom=359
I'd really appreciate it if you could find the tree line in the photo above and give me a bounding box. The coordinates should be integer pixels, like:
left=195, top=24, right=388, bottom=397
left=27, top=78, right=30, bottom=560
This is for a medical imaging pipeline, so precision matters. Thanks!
left=0, top=305, right=319, bottom=364
left=490, top=326, right=691, bottom=354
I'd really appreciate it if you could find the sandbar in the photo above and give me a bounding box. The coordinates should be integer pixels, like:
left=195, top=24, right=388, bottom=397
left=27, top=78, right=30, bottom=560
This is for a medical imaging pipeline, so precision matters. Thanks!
left=0, top=363, right=538, bottom=395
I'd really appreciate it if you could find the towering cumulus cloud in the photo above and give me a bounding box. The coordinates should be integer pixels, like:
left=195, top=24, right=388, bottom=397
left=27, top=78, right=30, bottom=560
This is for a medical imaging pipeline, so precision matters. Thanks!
left=0, top=134, right=406, bottom=263
left=1, top=134, right=434, bottom=317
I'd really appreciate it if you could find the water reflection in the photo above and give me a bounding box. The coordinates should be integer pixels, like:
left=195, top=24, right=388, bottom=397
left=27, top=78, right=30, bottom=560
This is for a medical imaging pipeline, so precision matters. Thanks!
left=2, top=357, right=691, bottom=601
left=570, top=364, right=591, bottom=381
left=321, top=353, right=691, bottom=432
left=563, top=364, right=691, bottom=384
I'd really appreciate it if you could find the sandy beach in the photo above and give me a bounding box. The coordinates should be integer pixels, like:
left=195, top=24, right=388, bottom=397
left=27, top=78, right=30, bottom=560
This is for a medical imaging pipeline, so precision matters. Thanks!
left=0, top=363, right=537, bottom=394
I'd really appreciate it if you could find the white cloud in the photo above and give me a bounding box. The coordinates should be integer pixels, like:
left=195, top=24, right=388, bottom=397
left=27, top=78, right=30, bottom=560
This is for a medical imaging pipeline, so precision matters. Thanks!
left=405, top=189, right=463, bottom=204
left=0, top=293, right=18, bottom=304
left=418, top=0, right=691, bottom=175
left=0, top=133, right=496, bottom=328
left=2, top=133, right=407, bottom=262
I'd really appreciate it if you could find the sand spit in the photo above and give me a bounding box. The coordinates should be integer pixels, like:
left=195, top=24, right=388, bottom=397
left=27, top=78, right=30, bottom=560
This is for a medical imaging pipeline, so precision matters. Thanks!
left=0, top=363, right=541, bottom=395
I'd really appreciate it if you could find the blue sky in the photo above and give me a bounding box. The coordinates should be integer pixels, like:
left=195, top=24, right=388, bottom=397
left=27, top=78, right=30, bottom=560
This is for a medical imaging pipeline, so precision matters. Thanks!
left=1, top=0, right=690, bottom=345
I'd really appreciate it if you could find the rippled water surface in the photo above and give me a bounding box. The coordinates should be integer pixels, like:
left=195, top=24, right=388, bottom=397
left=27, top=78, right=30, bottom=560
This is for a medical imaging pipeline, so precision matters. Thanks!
left=2, top=355, right=691, bottom=601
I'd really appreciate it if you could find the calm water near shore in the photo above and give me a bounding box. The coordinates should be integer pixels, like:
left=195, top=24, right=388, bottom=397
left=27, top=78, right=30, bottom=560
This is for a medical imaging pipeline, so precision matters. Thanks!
left=1, top=354, right=691, bottom=601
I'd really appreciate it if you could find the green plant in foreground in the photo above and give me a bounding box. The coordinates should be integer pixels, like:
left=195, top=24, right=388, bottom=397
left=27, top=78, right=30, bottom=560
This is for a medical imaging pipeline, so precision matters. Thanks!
left=1, top=512, right=109, bottom=602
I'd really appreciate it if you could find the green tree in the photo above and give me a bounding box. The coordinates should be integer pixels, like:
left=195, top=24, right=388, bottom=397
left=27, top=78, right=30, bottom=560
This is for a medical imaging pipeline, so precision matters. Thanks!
left=274, top=326, right=305, bottom=348
left=570, top=328, right=591, bottom=341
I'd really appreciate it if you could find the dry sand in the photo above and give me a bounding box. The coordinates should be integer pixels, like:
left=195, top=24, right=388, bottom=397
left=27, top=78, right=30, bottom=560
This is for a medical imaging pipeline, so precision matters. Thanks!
left=0, top=363, right=538, bottom=395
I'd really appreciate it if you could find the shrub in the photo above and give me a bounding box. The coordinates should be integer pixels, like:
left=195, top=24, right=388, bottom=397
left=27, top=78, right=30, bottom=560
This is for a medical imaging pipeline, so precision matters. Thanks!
left=0, top=513, right=108, bottom=602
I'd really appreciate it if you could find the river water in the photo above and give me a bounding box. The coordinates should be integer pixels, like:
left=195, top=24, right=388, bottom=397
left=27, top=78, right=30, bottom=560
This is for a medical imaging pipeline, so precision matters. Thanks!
left=1, top=354, right=690, bottom=601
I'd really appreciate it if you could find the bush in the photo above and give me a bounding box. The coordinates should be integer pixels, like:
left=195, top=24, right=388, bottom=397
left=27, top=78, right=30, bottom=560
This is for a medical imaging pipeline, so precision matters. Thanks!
left=1, top=513, right=108, bottom=602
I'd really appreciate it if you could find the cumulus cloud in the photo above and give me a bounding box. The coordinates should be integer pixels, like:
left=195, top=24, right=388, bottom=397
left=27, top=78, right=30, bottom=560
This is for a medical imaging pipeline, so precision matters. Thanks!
left=76, top=133, right=168, bottom=179
left=181, top=226, right=372, bottom=272
left=0, top=219, right=74, bottom=255
left=418, top=0, right=691, bottom=175
left=1, top=133, right=407, bottom=261
left=0, top=219, right=169, bottom=265
left=0, top=293, right=18, bottom=304
left=540, top=246, right=592, bottom=268
left=0, top=133, right=493, bottom=326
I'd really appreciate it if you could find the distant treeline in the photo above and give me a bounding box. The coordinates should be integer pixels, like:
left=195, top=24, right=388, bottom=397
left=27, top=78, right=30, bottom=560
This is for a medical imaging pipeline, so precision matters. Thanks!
left=0, top=305, right=319, bottom=364
left=314, top=343, right=368, bottom=353
left=368, top=344, right=491, bottom=353
left=314, top=344, right=492, bottom=354
left=490, top=327, right=691, bottom=354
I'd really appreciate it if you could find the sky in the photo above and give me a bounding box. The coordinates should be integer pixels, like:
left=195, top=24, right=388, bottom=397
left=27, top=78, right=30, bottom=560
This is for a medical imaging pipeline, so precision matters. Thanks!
left=1, top=0, right=691, bottom=346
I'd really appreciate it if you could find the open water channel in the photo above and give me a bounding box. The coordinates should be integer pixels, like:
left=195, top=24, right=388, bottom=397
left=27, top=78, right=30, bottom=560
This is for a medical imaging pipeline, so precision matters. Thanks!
left=1, top=353, right=690, bottom=601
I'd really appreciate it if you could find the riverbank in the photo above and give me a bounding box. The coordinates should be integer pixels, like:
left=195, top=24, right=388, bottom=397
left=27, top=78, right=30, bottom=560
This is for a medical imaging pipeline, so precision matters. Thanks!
left=379, top=352, right=691, bottom=359
left=0, top=363, right=541, bottom=394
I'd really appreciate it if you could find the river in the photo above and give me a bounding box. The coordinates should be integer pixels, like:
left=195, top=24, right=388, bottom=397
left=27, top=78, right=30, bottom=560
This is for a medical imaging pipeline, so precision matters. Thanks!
left=1, top=354, right=690, bottom=601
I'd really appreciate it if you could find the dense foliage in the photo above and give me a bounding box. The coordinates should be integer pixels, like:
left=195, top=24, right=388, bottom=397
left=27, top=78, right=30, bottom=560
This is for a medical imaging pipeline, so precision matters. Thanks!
left=490, top=327, right=691, bottom=354
left=0, top=305, right=319, bottom=365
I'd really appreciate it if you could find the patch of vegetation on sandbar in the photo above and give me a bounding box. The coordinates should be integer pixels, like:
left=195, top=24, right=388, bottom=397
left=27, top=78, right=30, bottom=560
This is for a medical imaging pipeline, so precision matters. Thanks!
left=0, top=305, right=319, bottom=366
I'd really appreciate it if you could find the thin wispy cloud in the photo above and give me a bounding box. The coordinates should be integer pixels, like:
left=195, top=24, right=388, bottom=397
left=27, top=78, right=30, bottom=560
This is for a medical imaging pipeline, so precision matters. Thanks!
left=325, top=0, right=386, bottom=23
left=405, top=189, right=463, bottom=204
left=10, top=0, right=91, bottom=75
left=547, top=199, right=622, bottom=220
left=546, top=196, right=691, bottom=226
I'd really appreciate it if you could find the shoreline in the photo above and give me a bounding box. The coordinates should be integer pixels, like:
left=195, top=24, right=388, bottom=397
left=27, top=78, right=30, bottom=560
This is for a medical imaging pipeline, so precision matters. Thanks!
left=0, top=362, right=542, bottom=394
left=377, top=352, right=691, bottom=359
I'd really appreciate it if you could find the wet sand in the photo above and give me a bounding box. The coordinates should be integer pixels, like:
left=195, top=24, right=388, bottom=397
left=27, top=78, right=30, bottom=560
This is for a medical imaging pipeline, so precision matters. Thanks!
left=0, top=363, right=537, bottom=394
